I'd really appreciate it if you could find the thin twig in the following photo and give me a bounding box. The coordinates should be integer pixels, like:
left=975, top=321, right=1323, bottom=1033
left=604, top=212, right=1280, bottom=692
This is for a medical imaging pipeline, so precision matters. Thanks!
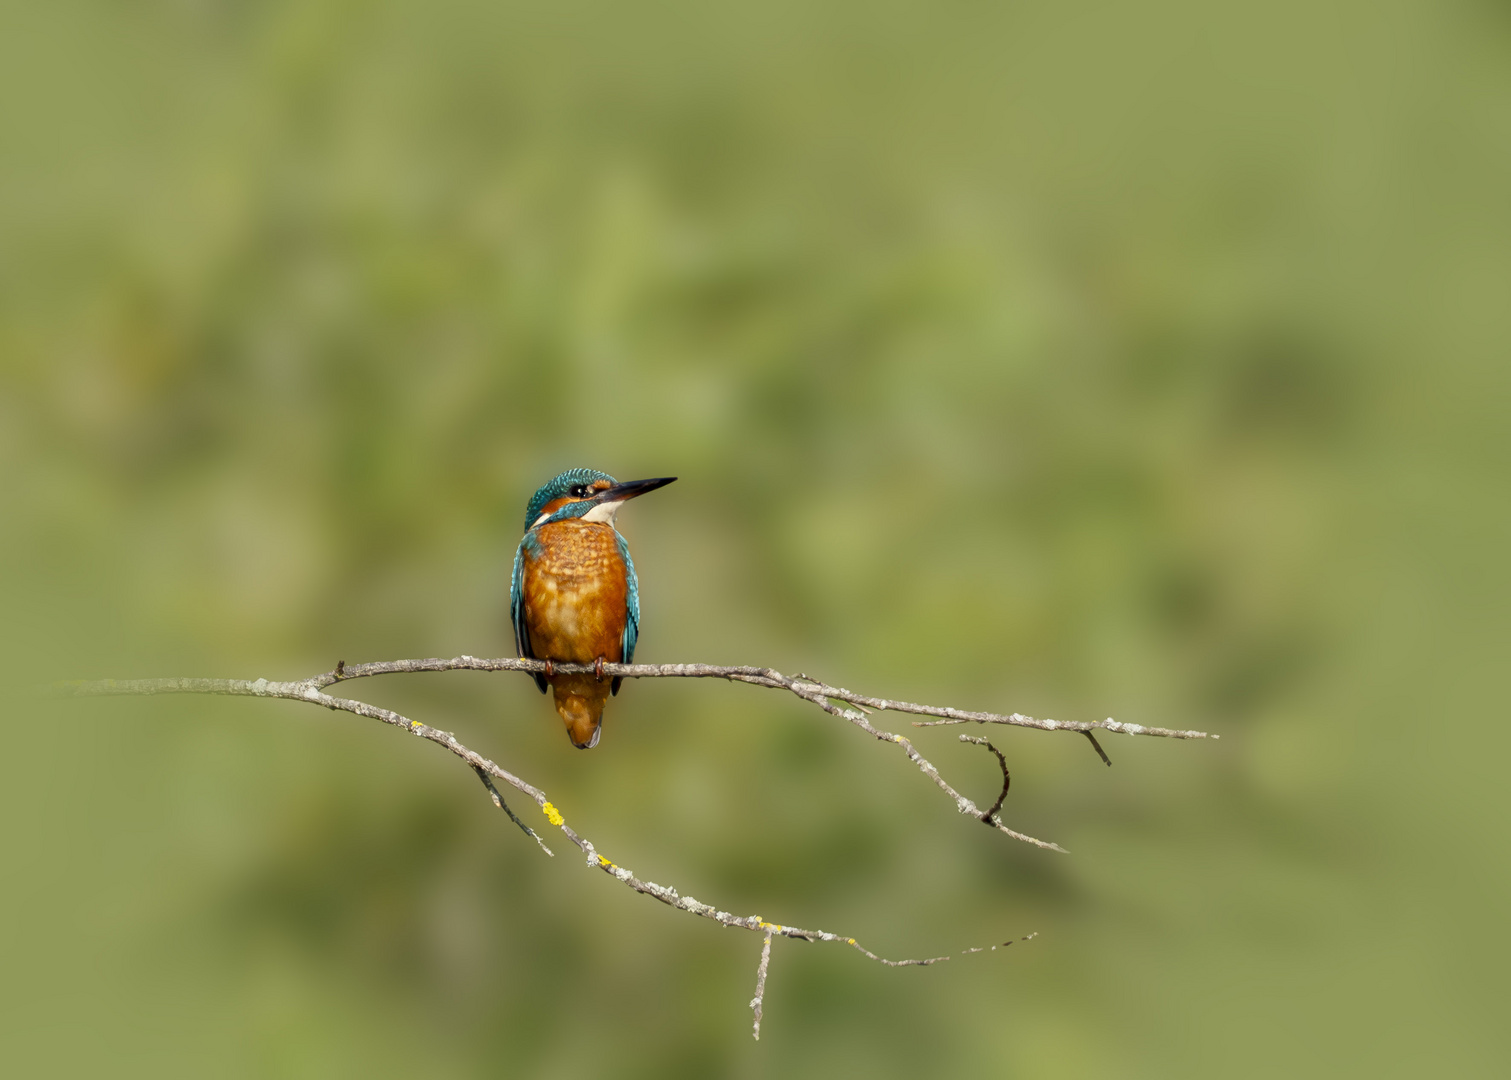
left=959, top=932, right=1039, bottom=955
left=751, top=930, right=774, bottom=1041
left=960, top=735, right=1011, bottom=821
left=473, top=765, right=553, bottom=856
left=1082, top=731, right=1112, bottom=767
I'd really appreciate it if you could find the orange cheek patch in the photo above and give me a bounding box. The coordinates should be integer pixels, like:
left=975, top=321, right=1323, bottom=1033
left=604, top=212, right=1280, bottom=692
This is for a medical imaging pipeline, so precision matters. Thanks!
left=536, top=495, right=577, bottom=520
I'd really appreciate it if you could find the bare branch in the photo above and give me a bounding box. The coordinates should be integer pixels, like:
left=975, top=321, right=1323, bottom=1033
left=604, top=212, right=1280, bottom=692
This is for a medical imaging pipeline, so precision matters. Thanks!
left=53, top=654, right=1210, bottom=1031
left=56, top=656, right=1211, bottom=851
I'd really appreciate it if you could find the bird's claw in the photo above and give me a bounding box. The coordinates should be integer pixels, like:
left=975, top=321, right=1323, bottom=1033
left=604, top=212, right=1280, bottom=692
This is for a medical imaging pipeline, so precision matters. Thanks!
left=544, top=659, right=555, bottom=678
left=594, top=656, right=605, bottom=681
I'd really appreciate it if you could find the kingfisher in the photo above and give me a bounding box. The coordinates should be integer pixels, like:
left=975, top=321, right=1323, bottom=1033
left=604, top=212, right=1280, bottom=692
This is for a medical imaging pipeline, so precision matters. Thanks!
left=510, top=468, right=677, bottom=748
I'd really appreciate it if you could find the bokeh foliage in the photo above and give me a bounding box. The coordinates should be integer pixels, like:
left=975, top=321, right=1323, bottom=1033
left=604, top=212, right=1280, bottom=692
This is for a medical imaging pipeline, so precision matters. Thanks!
left=1, top=0, right=1507, bottom=1076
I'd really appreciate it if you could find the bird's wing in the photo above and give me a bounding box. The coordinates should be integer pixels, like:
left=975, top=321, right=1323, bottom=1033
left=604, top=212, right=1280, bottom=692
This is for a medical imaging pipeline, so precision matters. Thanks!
left=613, top=530, right=639, bottom=696
left=511, top=535, right=548, bottom=694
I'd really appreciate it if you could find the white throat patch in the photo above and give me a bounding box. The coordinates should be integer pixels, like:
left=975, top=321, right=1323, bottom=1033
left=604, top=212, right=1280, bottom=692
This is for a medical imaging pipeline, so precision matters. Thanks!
left=579, top=498, right=625, bottom=525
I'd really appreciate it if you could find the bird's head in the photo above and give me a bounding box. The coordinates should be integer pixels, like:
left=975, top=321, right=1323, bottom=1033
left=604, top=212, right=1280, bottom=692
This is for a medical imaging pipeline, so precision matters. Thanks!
left=523, top=468, right=677, bottom=532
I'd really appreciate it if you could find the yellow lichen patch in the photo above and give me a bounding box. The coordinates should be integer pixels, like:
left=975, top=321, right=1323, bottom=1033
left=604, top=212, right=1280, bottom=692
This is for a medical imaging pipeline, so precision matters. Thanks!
left=541, top=802, right=564, bottom=826
left=410, top=720, right=422, bottom=730
left=597, top=855, right=618, bottom=869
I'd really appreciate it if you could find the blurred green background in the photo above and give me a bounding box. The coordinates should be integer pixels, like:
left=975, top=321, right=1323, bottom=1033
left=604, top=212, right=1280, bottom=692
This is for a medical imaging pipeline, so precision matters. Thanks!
left=2, top=0, right=1507, bottom=1076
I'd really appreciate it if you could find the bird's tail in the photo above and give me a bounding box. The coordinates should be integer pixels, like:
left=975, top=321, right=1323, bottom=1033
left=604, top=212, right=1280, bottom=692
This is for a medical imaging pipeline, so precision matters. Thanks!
left=551, top=675, right=610, bottom=748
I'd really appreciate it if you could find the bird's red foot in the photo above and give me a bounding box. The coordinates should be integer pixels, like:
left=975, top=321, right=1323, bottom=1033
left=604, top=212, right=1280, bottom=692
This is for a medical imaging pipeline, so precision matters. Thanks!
left=594, top=656, right=605, bottom=681
left=544, top=659, right=555, bottom=678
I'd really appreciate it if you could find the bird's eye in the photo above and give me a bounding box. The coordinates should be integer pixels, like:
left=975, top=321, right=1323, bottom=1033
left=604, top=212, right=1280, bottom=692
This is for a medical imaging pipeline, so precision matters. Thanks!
left=570, top=485, right=586, bottom=497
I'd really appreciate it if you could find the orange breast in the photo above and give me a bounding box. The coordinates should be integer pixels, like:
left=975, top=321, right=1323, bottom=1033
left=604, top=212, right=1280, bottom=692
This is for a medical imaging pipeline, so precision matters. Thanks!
left=522, top=520, right=628, bottom=664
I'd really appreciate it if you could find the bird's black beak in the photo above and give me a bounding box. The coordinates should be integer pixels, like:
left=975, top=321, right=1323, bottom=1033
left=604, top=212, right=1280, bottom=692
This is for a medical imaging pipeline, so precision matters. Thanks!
left=600, top=476, right=677, bottom=502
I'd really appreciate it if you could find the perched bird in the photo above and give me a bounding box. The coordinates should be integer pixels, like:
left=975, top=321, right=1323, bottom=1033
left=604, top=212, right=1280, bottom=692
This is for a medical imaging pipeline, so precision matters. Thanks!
left=510, top=468, right=676, bottom=748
